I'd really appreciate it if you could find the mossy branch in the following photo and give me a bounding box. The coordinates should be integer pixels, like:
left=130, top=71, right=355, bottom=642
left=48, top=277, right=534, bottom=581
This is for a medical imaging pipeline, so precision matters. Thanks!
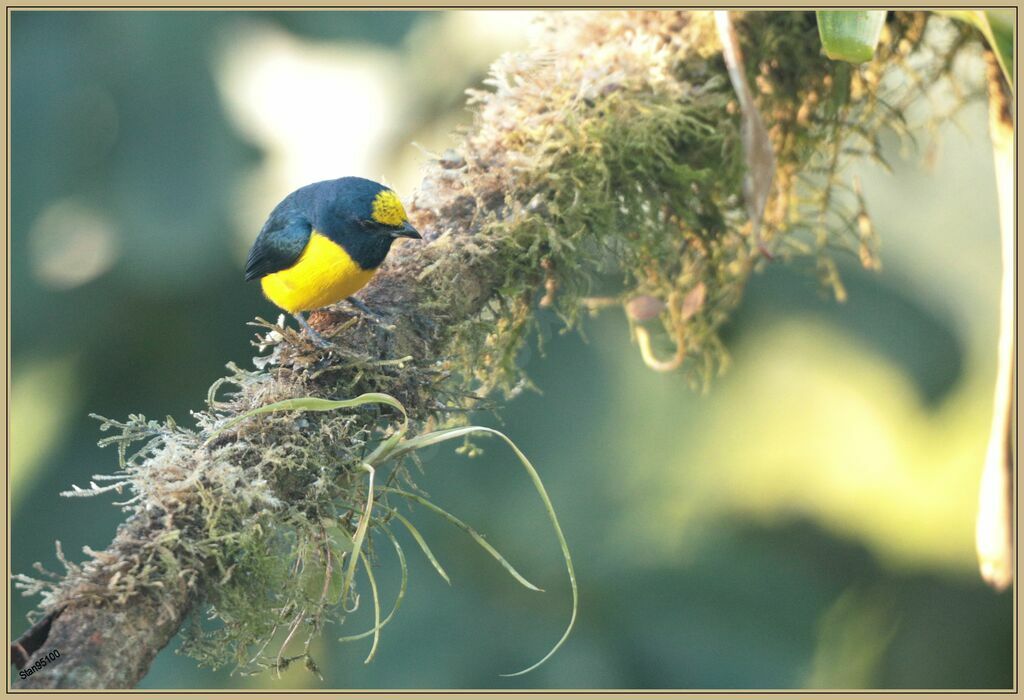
left=12, top=11, right=977, bottom=688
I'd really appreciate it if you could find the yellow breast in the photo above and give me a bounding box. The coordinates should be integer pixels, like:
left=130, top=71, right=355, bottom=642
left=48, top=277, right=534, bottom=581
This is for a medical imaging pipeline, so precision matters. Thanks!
left=260, top=231, right=376, bottom=314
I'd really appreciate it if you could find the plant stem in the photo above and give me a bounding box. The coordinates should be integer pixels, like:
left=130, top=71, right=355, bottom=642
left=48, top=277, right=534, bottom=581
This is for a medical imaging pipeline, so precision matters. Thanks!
left=975, top=50, right=1015, bottom=592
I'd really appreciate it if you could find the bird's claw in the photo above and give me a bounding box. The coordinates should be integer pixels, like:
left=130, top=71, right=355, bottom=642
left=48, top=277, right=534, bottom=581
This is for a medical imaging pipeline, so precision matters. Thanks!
left=347, top=296, right=396, bottom=329
left=292, top=312, right=336, bottom=350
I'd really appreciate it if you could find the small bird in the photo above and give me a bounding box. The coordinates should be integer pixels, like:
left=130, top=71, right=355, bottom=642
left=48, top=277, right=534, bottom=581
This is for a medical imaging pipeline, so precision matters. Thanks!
left=245, top=177, right=421, bottom=346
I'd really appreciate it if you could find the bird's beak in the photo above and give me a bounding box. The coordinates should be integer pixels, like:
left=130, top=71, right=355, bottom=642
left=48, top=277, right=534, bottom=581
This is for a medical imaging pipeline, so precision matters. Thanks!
left=393, top=222, right=421, bottom=239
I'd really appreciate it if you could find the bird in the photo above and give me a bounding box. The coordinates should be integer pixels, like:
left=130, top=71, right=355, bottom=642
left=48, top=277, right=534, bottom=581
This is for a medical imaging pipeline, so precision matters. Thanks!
left=245, top=176, right=421, bottom=347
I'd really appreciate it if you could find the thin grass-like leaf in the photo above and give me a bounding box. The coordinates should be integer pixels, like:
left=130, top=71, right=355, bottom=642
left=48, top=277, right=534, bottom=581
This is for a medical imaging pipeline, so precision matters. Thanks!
left=369, top=501, right=451, bottom=585
left=385, top=425, right=577, bottom=677
left=339, top=463, right=376, bottom=612
left=338, top=523, right=408, bottom=645
left=357, top=549, right=382, bottom=663
left=382, top=486, right=542, bottom=593
left=203, top=393, right=407, bottom=446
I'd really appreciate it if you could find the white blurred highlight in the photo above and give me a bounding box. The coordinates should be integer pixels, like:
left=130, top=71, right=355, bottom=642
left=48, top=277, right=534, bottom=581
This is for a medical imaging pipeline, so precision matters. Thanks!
left=214, top=12, right=535, bottom=260
left=29, top=198, right=119, bottom=289
left=216, top=24, right=401, bottom=235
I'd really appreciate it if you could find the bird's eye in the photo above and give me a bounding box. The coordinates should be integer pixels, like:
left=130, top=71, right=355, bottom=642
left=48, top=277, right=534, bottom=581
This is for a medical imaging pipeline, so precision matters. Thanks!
left=359, top=218, right=387, bottom=231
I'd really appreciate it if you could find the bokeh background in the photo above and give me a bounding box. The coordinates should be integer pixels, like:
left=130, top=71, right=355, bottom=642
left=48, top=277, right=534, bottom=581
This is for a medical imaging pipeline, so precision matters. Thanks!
left=10, top=10, right=1012, bottom=689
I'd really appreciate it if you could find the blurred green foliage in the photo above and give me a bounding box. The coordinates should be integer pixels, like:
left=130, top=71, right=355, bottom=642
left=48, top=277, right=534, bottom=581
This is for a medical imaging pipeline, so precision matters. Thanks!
left=10, top=10, right=1010, bottom=689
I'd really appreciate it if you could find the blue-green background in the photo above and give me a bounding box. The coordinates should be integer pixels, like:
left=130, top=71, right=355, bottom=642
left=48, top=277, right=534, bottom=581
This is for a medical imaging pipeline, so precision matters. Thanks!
left=10, top=10, right=1013, bottom=689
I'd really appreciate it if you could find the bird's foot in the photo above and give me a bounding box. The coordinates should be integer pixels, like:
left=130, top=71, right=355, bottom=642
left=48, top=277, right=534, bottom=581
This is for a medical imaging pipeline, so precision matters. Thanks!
left=292, top=312, right=335, bottom=349
left=346, top=296, right=395, bottom=329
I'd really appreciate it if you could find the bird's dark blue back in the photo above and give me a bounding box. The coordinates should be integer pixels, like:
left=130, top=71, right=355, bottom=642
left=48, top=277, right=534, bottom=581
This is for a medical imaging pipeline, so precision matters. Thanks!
left=278, top=177, right=386, bottom=238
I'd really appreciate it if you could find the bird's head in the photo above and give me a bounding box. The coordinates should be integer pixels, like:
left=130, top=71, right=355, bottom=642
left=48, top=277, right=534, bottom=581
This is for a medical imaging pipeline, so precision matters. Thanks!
left=359, top=186, right=421, bottom=240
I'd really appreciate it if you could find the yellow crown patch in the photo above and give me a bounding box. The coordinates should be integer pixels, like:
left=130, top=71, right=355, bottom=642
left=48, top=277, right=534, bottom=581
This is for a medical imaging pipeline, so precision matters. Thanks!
left=371, top=190, right=408, bottom=227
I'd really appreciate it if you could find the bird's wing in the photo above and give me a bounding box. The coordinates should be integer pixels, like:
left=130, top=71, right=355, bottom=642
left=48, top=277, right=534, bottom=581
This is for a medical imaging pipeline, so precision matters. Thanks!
left=244, top=214, right=313, bottom=281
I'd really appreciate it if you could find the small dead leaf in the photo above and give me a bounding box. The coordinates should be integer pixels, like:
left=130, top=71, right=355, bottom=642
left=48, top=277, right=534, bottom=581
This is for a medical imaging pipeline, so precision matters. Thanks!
left=680, top=282, right=707, bottom=321
left=625, top=295, right=666, bottom=322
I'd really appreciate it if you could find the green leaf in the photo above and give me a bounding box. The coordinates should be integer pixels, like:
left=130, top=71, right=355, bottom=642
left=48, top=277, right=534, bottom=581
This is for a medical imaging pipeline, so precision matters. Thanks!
left=203, top=393, right=407, bottom=447
left=816, top=11, right=887, bottom=64
left=939, top=10, right=1013, bottom=92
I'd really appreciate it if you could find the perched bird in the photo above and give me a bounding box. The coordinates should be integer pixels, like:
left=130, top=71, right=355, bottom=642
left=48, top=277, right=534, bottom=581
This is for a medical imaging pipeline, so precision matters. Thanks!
left=245, top=177, right=421, bottom=346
